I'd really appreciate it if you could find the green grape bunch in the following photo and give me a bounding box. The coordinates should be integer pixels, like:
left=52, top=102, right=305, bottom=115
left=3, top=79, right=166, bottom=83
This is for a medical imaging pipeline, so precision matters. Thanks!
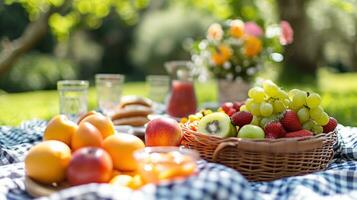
left=244, top=80, right=335, bottom=135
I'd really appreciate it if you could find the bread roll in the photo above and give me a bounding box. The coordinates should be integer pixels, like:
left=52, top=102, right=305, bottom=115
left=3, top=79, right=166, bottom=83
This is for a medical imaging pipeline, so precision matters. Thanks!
left=111, top=105, right=153, bottom=120
left=119, top=96, right=153, bottom=108
left=112, top=116, right=149, bottom=127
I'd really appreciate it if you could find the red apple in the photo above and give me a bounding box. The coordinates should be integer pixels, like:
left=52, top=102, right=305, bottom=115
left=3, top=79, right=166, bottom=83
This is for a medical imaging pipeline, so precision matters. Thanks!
left=145, top=118, right=182, bottom=146
left=67, top=147, right=113, bottom=186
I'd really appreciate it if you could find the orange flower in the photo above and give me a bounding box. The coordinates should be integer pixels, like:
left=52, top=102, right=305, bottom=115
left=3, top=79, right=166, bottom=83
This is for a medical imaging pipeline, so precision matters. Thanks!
left=244, top=35, right=262, bottom=57
left=230, top=20, right=245, bottom=38
left=211, top=44, right=232, bottom=66
left=207, top=23, right=223, bottom=41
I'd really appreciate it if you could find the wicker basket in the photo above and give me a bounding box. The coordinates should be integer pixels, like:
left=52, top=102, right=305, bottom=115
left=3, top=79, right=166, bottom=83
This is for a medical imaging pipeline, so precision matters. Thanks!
left=181, top=126, right=337, bottom=181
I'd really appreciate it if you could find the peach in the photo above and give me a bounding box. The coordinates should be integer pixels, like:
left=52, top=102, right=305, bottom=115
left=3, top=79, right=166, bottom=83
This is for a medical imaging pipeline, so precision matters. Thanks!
left=145, top=118, right=182, bottom=146
left=67, top=147, right=113, bottom=186
left=43, top=115, right=78, bottom=147
left=71, top=122, right=103, bottom=151
left=80, top=113, right=115, bottom=139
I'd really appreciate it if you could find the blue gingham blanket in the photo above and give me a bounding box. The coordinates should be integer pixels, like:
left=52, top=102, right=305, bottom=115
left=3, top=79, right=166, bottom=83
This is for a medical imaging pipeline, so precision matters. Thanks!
left=1, top=120, right=357, bottom=200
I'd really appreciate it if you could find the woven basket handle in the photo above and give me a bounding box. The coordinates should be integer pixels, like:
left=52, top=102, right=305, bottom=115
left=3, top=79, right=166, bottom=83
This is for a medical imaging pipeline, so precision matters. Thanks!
left=212, top=142, right=238, bottom=162
left=212, top=136, right=326, bottom=160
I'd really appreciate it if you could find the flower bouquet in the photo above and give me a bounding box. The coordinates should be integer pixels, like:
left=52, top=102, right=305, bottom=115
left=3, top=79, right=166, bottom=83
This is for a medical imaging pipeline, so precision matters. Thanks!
left=190, top=19, right=293, bottom=102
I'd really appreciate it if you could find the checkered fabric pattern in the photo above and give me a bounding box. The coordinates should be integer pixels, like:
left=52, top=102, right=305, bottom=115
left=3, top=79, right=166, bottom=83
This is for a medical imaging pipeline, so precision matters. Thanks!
left=0, top=120, right=45, bottom=165
left=0, top=121, right=357, bottom=200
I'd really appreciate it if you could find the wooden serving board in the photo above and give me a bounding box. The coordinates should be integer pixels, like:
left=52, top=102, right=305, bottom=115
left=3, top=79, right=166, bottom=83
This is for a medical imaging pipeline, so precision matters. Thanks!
left=24, top=176, right=69, bottom=197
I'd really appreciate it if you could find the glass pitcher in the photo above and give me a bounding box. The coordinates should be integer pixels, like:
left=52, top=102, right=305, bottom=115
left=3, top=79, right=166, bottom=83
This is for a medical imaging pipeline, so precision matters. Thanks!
left=165, top=61, right=197, bottom=118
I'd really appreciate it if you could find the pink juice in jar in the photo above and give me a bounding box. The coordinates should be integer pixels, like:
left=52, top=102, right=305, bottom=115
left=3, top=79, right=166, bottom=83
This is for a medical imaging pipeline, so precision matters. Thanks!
left=166, top=80, right=197, bottom=118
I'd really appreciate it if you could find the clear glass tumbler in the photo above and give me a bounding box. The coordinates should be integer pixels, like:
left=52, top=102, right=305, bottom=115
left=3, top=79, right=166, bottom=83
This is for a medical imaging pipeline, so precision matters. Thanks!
left=95, top=74, right=125, bottom=116
left=57, top=80, right=89, bottom=122
left=146, top=75, right=170, bottom=103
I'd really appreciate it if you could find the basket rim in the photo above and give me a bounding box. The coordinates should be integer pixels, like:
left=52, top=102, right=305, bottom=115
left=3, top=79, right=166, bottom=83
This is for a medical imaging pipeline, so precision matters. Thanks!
left=182, top=123, right=335, bottom=141
left=181, top=124, right=337, bottom=153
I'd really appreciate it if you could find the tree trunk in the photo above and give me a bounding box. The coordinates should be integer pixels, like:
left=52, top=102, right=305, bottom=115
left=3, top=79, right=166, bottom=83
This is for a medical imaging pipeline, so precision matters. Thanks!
left=0, top=11, right=50, bottom=76
left=351, top=18, right=357, bottom=71
left=277, top=0, right=321, bottom=83
left=0, top=0, right=70, bottom=76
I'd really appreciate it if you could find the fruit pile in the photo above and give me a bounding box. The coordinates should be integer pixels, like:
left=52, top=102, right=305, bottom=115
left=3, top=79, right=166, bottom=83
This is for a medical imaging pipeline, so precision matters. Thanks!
left=26, top=113, right=198, bottom=191
left=25, top=111, right=145, bottom=189
left=186, top=80, right=337, bottom=139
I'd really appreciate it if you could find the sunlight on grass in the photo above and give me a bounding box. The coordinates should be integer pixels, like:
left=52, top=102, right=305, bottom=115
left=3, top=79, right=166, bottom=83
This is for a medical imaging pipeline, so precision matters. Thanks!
left=0, top=81, right=217, bottom=126
left=0, top=90, right=58, bottom=126
left=318, top=69, right=357, bottom=93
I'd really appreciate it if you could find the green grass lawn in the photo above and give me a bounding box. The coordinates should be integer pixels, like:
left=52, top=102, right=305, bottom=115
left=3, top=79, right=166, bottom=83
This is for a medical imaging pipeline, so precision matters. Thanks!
left=0, top=82, right=216, bottom=126
left=1, top=70, right=357, bottom=127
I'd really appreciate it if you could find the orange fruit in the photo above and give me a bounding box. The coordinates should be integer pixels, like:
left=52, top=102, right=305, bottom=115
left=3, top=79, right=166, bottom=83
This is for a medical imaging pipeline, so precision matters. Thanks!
left=71, top=122, right=103, bottom=151
left=43, top=115, right=78, bottom=147
left=77, top=111, right=98, bottom=124
left=80, top=113, right=115, bottom=139
left=103, top=134, right=144, bottom=171
left=110, top=174, right=144, bottom=189
left=25, top=140, right=71, bottom=184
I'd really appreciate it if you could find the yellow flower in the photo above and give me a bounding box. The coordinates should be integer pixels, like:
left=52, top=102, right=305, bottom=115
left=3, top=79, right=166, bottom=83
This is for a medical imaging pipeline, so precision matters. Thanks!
left=211, top=44, right=233, bottom=66
left=244, top=35, right=262, bottom=57
left=230, top=19, right=245, bottom=38
left=207, top=23, right=223, bottom=41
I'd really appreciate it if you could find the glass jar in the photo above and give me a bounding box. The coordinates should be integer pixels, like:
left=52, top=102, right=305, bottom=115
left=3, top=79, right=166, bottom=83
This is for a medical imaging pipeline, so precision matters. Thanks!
left=165, top=61, right=197, bottom=118
left=134, top=147, right=199, bottom=184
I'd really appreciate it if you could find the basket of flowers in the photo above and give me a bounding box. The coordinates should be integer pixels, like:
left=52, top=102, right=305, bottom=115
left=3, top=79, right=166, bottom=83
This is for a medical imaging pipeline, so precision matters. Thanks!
left=180, top=80, right=337, bottom=181
left=190, top=19, right=293, bottom=102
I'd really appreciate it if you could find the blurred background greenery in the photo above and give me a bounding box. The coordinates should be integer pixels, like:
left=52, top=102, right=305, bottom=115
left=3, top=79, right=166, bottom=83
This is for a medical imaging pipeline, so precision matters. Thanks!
left=0, top=0, right=356, bottom=126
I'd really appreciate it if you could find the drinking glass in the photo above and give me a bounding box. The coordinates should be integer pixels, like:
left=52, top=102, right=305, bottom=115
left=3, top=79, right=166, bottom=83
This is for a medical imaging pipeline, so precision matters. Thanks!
left=146, top=75, right=170, bottom=103
left=95, top=74, right=125, bottom=116
left=57, top=80, right=89, bottom=122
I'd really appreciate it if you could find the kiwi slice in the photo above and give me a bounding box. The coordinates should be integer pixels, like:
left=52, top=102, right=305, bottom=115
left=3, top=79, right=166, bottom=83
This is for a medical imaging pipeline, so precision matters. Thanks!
left=198, top=112, right=237, bottom=137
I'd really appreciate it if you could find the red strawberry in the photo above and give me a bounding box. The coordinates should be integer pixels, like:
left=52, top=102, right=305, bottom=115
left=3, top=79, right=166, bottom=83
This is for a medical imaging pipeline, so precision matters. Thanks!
left=264, top=121, right=286, bottom=138
left=280, top=110, right=302, bottom=132
left=221, top=102, right=234, bottom=113
left=285, top=130, right=313, bottom=138
left=233, top=101, right=244, bottom=111
left=230, top=111, right=253, bottom=127
left=323, top=117, right=337, bottom=133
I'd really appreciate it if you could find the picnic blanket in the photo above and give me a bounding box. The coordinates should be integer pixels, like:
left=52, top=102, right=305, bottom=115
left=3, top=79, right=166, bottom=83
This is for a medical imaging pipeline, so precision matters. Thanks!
left=1, top=120, right=357, bottom=200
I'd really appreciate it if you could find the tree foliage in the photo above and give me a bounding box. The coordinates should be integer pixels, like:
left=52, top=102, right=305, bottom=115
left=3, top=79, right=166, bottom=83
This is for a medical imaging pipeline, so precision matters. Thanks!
left=130, top=5, right=214, bottom=74
left=4, top=0, right=149, bottom=40
left=2, top=0, right=356, bottom=83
